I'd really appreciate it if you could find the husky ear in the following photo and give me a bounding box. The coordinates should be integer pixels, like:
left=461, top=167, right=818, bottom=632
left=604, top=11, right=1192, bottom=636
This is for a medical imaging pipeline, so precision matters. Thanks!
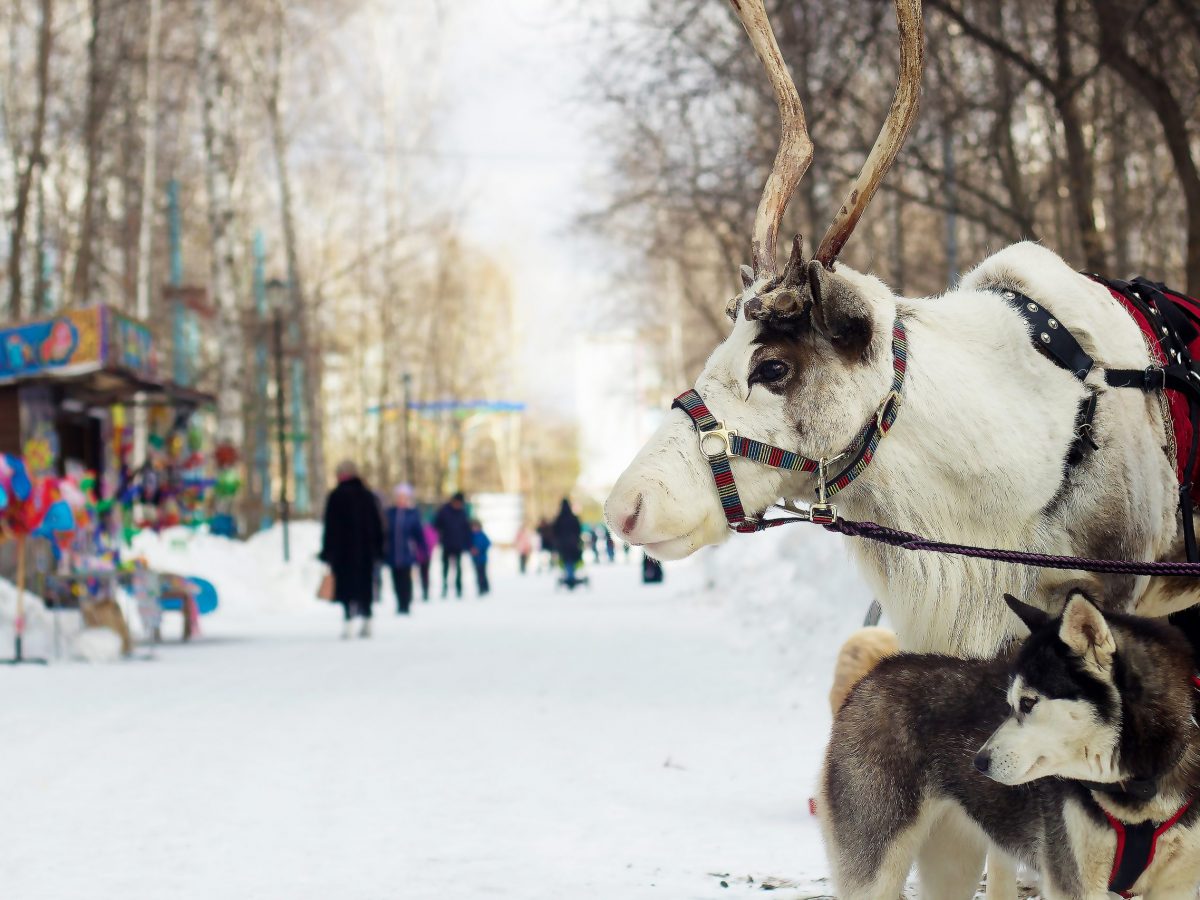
left=808, top=262, right=874, bottom=359
left=1059, top=592, right=1116, bottom=671
left=1004, top=594, right=1051, bottom=635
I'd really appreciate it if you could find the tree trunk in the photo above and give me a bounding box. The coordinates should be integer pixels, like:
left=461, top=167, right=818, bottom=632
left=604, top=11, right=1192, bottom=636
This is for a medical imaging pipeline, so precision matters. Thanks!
left=195, top=0, right=244, bottom=444
left=73, top=0, right=105, bottom=305
left=986, top=0, right=1036, bottom=239
left=1091, top=0, right=1200, bottom=293
left=1107, top=80, right=1131, bottom=276
left=7, top=0, right=53, bottom=319
left=135, top=0, right=161, bottom=320
left=1053, top=0, right=1106, bottom=274
left=263, top=0, right=324, bottom=506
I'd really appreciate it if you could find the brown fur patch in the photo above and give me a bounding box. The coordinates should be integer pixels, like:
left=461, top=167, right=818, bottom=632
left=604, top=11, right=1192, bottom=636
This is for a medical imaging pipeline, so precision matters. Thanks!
left=829, top=626, right=900, bottom=714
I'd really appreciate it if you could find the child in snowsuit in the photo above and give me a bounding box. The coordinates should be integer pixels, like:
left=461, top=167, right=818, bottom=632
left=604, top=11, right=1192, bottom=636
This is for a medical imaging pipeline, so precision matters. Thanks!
left=469, top=519, right=491, bottom=597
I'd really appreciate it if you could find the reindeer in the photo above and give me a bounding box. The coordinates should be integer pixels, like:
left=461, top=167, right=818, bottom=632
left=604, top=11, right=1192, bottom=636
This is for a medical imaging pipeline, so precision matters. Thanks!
left=605, top=1, right=1198, bottom=895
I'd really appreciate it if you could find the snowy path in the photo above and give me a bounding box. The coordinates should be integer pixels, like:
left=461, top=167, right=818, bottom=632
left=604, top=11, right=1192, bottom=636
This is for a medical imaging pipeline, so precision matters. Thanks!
left=4, top=545, right=854, bottom=899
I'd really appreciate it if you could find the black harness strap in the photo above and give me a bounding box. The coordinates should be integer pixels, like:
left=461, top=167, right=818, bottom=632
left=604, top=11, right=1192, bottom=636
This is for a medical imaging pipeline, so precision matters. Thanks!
left=997, top=288, right=1099, bottom=464
left=998, top=288, right=1094, bottom=380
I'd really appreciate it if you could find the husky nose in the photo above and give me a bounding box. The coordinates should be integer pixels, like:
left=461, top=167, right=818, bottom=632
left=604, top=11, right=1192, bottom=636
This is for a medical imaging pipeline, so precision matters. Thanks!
left=974, top=751, right=992, bottom=775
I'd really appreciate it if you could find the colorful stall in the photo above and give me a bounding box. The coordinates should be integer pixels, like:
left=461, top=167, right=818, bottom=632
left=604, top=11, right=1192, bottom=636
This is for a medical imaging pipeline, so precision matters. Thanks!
left=0, top=305, right=217, bottom=660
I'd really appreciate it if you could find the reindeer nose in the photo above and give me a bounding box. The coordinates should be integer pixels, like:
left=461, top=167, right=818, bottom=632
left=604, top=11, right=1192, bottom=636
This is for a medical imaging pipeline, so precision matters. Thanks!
left=606, top=490, right=645, bottom=540
left=974, top=751, right=992, bottom=775
left=622, top=493, right=643, bottom=535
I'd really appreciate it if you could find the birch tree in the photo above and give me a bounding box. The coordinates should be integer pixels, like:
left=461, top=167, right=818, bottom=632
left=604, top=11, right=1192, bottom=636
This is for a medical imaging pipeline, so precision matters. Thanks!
left=194, top=0, right=243, bottom=443
left=6, top=0, right=51, bottom=318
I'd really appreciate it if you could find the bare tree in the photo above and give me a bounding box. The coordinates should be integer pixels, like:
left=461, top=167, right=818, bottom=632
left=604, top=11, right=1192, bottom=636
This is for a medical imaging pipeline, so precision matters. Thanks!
left=194, top=0, right=244, bottom=443
left=6, top=0, right=51, bottom=318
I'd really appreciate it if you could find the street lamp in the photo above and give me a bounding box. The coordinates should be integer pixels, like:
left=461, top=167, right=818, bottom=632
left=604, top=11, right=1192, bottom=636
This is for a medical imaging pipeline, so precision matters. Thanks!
left=266, top=277, right=291, bottom=563
left=403, top=372, right=413, bottom=487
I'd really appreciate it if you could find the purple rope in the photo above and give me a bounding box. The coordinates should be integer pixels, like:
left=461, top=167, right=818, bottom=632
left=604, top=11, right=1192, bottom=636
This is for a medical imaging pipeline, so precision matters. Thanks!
left=753, top=515, right=1200, bottom=577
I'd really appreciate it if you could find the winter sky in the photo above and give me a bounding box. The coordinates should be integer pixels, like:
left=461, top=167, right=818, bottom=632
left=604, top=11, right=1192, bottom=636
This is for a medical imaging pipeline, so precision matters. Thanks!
left=435, top=0, right=605, bottom=396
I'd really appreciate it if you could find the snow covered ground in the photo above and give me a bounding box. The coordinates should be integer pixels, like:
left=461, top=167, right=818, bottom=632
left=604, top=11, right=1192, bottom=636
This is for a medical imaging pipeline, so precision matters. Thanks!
left=2, top=523, right=873, bottom=899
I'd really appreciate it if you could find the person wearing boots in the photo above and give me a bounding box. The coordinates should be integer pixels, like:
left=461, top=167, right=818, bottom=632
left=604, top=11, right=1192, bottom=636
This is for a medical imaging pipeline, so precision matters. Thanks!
left=385, top=483, right=427, bottom=615
left=469, top=519, right=492, bottom=596
left=433, top=491, right=471, bottom=599
left=553, top=498, right=583, bottom=589
left=320, top=461, right=384, bottom=638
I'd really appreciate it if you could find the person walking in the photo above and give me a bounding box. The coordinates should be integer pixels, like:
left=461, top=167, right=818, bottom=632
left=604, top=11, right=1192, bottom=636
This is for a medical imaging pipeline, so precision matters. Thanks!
left=320, top=461, right=384, bottom=638
left=514, top=523, right=534, bottom=575
left=433, top=491, right=471, bottom=599
left=469, top=519, right=492, bottom=596
left=416, top=520, right=437, bottom=601
left=585, top=525, right=600, bottom=563
left=536, top=518, right=555, bottom=573
left=384, top=483, right=427, bottom=615
left=552, top=498, right=583, bottom=590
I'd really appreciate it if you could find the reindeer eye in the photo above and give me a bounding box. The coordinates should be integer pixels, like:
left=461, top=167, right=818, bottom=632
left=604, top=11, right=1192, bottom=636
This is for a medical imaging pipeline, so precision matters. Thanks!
left=750, top=359, right=790, bottom=386
left=1018, top=696, right=1038, bottom=716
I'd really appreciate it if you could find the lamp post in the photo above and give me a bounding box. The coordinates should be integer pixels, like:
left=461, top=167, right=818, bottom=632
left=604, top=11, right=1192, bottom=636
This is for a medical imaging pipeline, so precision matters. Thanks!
left=402, top=372, right=413, bottom=486
left=266, top=277, right=291, bottom=563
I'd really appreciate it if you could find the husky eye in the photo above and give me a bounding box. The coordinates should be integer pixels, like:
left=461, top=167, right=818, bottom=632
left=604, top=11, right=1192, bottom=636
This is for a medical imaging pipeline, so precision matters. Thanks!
left=750, top=359, right=790, bottom=386
left=1018, top=696, right=1038, bottom=715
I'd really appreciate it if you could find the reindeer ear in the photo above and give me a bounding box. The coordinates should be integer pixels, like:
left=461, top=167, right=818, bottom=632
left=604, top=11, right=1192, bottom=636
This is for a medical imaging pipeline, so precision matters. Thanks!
left=740, top=265, right=755, bottom=291
left=1004, top=594, right=1052, bottom=635
left=1059, top=592, right=1116, bottom=671
left=808, top=262, right=874, bottom=358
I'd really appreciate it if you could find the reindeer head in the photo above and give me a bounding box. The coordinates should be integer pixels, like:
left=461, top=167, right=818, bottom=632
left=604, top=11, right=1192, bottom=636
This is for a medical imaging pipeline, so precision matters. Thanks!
left=605, top=0, right=923, bottom=560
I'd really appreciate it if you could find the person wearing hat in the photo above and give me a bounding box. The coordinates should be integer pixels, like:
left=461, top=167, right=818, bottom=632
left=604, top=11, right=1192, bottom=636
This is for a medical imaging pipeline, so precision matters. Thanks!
left=433, top=491, right=471, bottom=599
left=384, top=483, right=428, bottom=615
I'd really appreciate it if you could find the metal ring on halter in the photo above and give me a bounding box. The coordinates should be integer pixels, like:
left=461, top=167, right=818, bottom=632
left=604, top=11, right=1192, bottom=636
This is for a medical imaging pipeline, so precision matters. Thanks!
left=699, top=426, right=736, bottom=460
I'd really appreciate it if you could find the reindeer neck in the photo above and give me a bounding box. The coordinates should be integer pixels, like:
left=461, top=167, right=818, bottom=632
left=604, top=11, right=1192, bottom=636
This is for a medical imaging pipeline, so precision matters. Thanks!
left=820, top=292, right=1090, bottom=654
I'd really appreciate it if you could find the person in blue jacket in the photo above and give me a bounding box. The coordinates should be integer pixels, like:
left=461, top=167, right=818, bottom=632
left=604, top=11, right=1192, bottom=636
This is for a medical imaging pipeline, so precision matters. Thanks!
left=385, top=484, right=428, bottom=615
left=469, top=519, right=491, bottom=597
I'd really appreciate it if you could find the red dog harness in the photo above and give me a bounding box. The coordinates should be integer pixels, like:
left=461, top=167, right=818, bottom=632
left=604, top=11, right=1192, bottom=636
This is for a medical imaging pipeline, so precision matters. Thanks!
left=1100, top=673, right=1200, bottom=897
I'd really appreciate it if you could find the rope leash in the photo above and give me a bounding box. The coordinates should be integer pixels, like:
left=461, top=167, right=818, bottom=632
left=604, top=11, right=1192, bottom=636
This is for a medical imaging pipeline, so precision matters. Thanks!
left=747, top=510, right=1200, bottom=578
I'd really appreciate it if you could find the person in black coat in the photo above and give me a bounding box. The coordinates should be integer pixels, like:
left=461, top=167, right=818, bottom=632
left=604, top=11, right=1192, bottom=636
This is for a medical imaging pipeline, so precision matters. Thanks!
left=320, top=461, right=384, bottom=638
left=433, top=491, right=471, bottom=599
left=552, top=498, right=583, bottom=589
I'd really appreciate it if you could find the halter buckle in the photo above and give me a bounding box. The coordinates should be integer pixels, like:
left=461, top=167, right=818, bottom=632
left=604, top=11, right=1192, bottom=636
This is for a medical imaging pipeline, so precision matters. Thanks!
left=699, top=425, right=736, bottom=460
left=809, top=503, right=837, bottom=525
left=811, top=457, right=838, bottom=524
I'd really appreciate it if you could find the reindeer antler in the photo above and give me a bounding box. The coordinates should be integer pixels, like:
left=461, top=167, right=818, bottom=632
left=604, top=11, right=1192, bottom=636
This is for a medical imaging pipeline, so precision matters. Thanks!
left=728, top=0, right=924, bottom=281
left=728, top=0, right=814, bottom=279
left=814, top=0, right=924, bottom=268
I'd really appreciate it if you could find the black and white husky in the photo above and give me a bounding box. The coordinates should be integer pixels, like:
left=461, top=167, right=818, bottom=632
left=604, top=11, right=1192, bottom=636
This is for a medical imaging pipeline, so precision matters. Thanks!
left=820, top=592, right=1200, bottom=900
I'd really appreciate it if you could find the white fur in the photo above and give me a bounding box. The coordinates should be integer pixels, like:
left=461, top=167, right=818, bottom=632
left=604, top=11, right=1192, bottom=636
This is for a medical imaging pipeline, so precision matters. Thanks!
left=981, top=674, right=1122, bottom=785
left=607, top=243, right=1184, bottom=655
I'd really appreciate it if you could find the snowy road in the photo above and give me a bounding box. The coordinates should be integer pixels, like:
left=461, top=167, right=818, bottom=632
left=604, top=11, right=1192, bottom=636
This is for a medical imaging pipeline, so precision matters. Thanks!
left=4, top=533, right=862, bottom=899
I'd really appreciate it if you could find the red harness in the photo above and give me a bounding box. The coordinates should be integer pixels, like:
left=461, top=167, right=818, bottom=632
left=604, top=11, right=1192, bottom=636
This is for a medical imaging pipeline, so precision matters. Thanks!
left=1100, top=673, right=1200, bottom=897
left=1099, top=278, right=1200, bottom=493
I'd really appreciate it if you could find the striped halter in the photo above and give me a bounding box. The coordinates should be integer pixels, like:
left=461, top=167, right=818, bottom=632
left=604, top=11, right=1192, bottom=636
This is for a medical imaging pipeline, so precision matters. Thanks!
left=672, top=319, right=908, bottom=533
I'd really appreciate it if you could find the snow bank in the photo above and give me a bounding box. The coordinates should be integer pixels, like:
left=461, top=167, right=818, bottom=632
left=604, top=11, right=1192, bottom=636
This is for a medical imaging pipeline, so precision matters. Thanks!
left=129, top=521, right=326, bottom=617
left=689, top=524, right=877, bottom=682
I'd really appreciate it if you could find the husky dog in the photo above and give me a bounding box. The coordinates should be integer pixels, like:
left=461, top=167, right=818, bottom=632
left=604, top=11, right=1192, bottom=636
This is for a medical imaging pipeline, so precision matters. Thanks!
left=820, top=593, right=1200, bottom=900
